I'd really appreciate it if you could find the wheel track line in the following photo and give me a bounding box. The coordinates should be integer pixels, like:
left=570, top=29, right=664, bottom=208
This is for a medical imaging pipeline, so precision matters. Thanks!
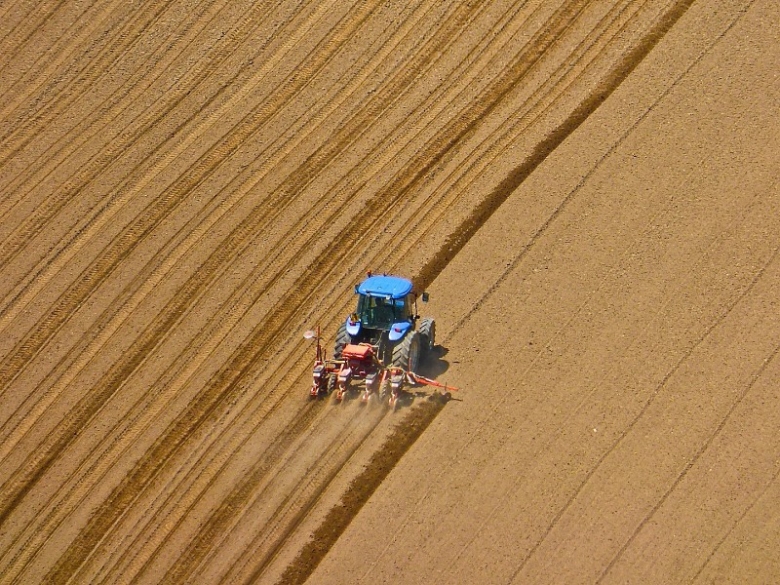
left=0, top=0, right=253, bottom=278
left=505, top=12, right=765, bottom=581
left=0, top=0, right=224, bottom=205
left=0, top=0, right=66, bottom=80
left=441, top=171, right=770, bottom=581
left=503, top=195, right=775, bottom=583
left=0, top=0, right=199, bottom=280
left=0, top=0, right=130, bottom=146
left=1, top=0, right=464, bottom=568
left=0, top=0, right=374, bottom=540
left=594, top=252, right=780, bottom=584
left=0, top=0, right=301, bottom=325
left=0, top=0, right=311, bottom=445
left=0, top=0, right=349, bottom=392
left=0, top=0, right=174, bottom=168
left=691, top=459, right=780, bottom=583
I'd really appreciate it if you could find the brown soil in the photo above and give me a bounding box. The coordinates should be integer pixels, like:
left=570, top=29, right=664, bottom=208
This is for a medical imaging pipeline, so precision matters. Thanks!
left=1, top=1, right=777, bottom=584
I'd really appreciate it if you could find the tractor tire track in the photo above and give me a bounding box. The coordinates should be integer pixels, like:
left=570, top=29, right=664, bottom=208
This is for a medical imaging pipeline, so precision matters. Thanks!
left=0, top=0, right=131, bottom=147
left=0, top=0, right=214, bottom=205
left=73, top=2, right=624, bottom=576
left=1, top=2, right=470, bottom=572
left=0, top=0, right=66, bottom=79
left=0, top=0, right=375, bottom=533
left=0, top=0, right=205, bottom=291
left=0, top=0, right=308, bottom=327
left=68, top=0, right=616, bottom=576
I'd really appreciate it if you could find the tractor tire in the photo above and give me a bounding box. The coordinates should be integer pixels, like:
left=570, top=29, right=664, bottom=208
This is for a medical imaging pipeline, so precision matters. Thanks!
left=334, top=322, right=350, bottom=360
left=418, top=317, right=435, bottom=355
left=392, top=330, right=421, bottom=373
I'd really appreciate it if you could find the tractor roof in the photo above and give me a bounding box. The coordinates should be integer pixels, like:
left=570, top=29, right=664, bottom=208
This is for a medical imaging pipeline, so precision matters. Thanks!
left=357, top=275, right=413, bottom=299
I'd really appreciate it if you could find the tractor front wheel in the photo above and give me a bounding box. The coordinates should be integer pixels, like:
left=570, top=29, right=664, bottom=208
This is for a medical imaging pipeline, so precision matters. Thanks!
left=392, top=330, right=421, bottom=373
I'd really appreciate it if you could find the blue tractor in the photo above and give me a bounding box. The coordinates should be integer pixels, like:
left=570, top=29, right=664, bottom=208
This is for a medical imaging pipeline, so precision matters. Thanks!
left=335, top=273, right=435, bottom=373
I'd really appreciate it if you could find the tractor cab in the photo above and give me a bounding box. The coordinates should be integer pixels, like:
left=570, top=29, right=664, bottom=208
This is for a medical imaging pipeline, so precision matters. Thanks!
left=348, top=275, right=415, bottom=341
left=335, top=273, right=434, bottom=368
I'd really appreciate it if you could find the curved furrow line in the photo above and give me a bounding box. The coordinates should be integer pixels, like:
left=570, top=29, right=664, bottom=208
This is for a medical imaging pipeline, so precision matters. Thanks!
left=0, top=0, right=207, bottom=266
left=0, top=0, right=123, bottom=142
left=410, top=0, right=651, bottom=289
left=80, top=3, right=604, bottom=576
left=0, top=0, right=221, bottom=202
left=0, top=0, right=450, bottom=564
left=0, top=2, right=396, bottom=580
left=0, top=0, right=302, bottom=325
left=0, top=0, right=359, bottom=396
left=0, top=0, right=175, bottom=166
left=0, top=0, right=67, bottom=79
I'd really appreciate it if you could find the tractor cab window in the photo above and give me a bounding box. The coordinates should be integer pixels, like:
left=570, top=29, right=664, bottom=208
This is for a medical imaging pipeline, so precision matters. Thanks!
left=358, top=295, right=406, bottom=328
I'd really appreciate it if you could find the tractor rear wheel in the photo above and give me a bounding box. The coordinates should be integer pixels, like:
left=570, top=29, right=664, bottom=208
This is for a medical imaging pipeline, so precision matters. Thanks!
left=334, top=322, right=350, bottom=359
left=418, top=317, right=435, bottom=355
left=392, top=330, right=421, bottom=373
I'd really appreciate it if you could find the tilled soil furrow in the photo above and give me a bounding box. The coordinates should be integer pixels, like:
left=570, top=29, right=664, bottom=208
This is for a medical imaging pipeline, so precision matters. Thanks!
left=0, top=0, right=67, bottom=78
left=0, top=0, right=173, bottom=164
left=0, top=0, right=216, bottom=204
left=0, top=0, right=224, bottom=273
left=0, top=0, right=133, bottom=146
left=0, top=0, right=308, bottom=325
left=62, top=0, right=616, bottom=576
left=0, top=0, right=368, bottom=396
left=598, top=335, right=780, bottom=583
left=1, top=4, right=460, bottom=571
left=421, top=0, right=696, bottom=310
left=411, top=0, right=649, bottom=289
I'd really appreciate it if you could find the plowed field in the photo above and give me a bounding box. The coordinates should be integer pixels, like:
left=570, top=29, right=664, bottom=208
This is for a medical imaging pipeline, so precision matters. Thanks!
left=1, top=1, right=778, bottom=584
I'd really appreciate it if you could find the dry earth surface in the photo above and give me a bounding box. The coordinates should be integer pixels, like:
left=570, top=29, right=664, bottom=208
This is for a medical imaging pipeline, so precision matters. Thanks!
left=0, top=1, right=777, bottom=584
